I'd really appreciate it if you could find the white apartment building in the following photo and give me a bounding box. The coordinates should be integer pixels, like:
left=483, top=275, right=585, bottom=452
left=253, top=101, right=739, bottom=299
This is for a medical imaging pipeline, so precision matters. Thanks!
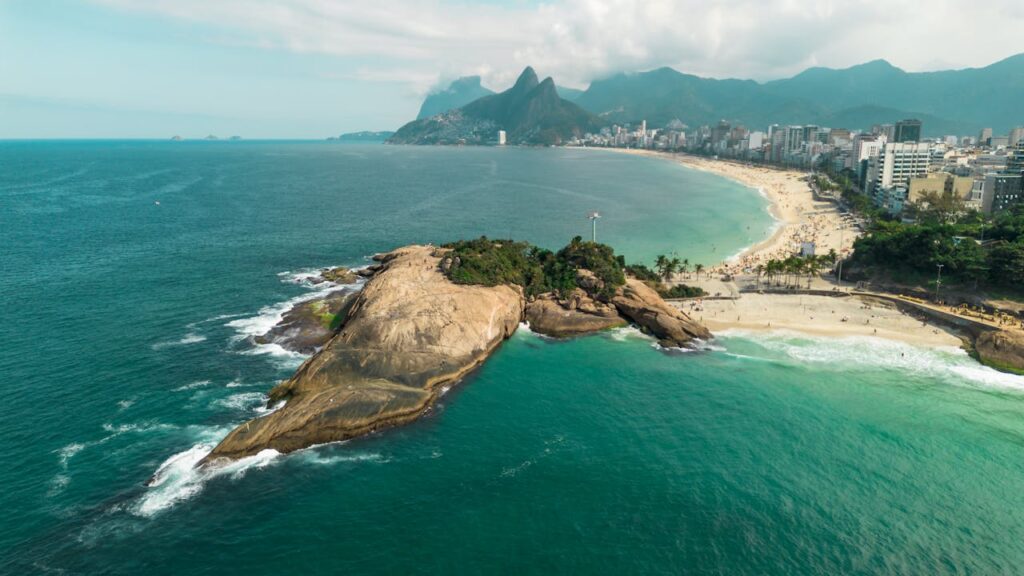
left=867, top=142, right=932, bottom=194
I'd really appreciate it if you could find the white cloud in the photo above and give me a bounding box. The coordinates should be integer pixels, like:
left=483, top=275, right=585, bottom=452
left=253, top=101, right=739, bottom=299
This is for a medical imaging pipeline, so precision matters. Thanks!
left=92, top=0, right=1024, bottom=93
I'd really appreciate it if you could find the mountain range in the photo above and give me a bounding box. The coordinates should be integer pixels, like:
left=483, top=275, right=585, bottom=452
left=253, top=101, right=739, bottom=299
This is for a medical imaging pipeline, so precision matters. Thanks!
left=416, top=76, right=584, bottom=120
left=404, top=54, right=1024, bottom=138
left=390, top=67, right=600, bottom=145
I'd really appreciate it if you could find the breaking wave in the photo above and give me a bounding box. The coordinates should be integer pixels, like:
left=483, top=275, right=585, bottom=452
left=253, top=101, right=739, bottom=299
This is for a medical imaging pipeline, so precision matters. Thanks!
left=719, top=330, right=1024, bottom=392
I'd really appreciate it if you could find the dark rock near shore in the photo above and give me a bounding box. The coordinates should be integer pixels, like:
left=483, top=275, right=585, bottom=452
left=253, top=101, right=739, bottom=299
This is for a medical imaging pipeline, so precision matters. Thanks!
left=319, top=267, right=358, bottom=284
left=612, top=279, right=712, bottom=347
left=254, top=290, right=358, bottom=354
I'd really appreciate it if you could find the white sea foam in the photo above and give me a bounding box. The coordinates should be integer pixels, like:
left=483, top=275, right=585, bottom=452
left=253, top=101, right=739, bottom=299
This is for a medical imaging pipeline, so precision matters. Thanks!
left=227, top=277, right=359, bottom=343
left=607, top=325, right=650, bottom=342
left=48, top=474, right=70, bottom=496
left=152, top=332, right=207, bottom=350
left=117, top=399, right=134, bottom=410
left=174, top=379, right=211, bottom=391
left=101, top=421, right=178, bottom=435
left=135, top=443, right=283, bottom=517
left=214, top=392, right=268, bottom=412
left=238, top=342, right=309, bottom=369
left=516, top=321, right=559, bottom=341
left=720, top=330, right=1024, bottom=392
left=300, top=451, right=388, bottom=466
left=58, top=443, right=86, bottom=468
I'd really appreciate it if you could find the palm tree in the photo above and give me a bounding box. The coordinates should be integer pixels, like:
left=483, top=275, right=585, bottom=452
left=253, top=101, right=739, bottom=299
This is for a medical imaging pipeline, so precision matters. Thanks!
left=663, top=257, right=681, bottom=282
left=654, top=254, right=669, bottom=279
left=694, top=263, right=705, bottom=279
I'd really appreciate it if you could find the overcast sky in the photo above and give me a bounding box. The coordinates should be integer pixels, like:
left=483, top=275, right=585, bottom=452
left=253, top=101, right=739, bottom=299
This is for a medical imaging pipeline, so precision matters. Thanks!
left=2, top=0, right=1022, bottom=138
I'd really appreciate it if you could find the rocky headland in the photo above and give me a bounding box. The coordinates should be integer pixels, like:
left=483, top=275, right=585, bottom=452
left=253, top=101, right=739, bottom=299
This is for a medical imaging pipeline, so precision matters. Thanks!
left=202, top=239, right=709, bottom=464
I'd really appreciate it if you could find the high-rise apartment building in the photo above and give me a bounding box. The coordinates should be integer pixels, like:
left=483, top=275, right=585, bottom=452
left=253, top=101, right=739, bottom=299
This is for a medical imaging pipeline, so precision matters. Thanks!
left=1009, top=127, right=1024, bottom=147
left=894, top=119, right=922, bottom=143
left=867, top=142, right=932, bottom=194
left=979, top=127, right=993, bottom=146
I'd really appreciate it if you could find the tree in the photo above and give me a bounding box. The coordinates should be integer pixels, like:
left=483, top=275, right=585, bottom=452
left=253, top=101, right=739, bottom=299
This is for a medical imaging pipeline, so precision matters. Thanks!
left=910, top=189, right=965, bottom=224
left=654, top=255, right=669, bottom=280
left=668, top=257, right=682, bottom=281
left=694, top=263, right=705, bottom=279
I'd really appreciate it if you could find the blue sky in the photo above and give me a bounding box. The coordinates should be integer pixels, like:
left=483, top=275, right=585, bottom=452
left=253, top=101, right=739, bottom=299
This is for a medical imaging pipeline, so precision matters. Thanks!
left=2, top=0, right=1022, bottom=138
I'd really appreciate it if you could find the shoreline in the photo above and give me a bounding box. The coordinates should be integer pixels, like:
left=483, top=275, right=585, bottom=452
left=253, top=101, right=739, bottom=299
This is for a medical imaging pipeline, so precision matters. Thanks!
left=687, top=293, right=965, bottom=348
left=605, top=148, right=856, bottom=272
left=596, top=148, right=973, bottom=350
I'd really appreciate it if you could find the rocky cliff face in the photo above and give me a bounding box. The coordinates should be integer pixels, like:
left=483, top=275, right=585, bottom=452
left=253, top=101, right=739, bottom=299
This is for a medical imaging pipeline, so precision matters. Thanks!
left=612, top=279, right=712, bottom=347
left=203, top=245, right=524, bottom=463
left=975, top=329, right=1024, bottom=374
left=524, top=290, right=625, bottom=337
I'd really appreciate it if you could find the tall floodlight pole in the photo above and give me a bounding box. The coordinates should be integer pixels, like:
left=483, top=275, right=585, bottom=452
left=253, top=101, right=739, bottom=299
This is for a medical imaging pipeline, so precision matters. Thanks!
left=935, top=263, right=944, bottom=303
left=588, top=211, right=601, bottom=242
left=836, top=224, right=845, bottom=288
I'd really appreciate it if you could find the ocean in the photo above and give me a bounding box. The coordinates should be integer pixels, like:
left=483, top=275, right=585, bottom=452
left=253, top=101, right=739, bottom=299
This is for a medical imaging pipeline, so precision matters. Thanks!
left=3, top=141, right=1024, bottom=574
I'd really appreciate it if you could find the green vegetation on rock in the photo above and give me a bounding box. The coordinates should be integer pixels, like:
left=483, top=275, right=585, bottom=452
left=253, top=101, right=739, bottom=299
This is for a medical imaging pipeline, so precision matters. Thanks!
left=441, top=236, right=626, bottom=299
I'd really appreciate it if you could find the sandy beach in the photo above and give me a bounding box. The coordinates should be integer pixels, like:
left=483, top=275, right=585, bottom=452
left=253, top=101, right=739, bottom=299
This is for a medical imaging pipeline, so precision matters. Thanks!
left=613, top=149, right=858, bottom=274
left=602, top=148, right=971, bottom=349
left=684, top=293, right=964, bottom=347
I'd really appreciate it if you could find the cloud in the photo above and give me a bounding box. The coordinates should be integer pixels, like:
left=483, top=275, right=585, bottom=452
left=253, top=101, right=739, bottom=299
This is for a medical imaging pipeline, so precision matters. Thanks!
left=92, top=0, right=1024, bottom=92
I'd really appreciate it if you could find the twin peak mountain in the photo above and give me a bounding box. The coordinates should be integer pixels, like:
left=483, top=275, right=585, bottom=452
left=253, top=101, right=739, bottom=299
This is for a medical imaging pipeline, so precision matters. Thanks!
left=388, top=67, right=600, bottom=146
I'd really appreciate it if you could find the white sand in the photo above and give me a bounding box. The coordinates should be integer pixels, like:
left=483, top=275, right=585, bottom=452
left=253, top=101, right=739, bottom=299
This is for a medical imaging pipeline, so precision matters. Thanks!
left=683, top=294, right=963, bottom=348
left=613, top=149, right=858, bottom=274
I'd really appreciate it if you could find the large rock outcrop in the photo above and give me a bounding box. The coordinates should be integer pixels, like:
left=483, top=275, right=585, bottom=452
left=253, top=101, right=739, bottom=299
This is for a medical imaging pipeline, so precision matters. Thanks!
left=612, top=279, right=712, bottom=347
left=524, top=290, right=625, bottom=338
left=202, top=246, right=524, bottom=463
left=975, top=329, right=1024, bottom=374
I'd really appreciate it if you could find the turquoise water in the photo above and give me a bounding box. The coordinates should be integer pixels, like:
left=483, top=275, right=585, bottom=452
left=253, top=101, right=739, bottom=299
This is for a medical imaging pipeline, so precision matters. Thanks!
left=3, top=141, right=1024, bottom=574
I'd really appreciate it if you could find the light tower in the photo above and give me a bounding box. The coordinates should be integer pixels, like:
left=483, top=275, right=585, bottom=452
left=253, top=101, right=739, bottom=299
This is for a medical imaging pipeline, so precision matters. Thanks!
left=588, top=211, right=601, bottom=242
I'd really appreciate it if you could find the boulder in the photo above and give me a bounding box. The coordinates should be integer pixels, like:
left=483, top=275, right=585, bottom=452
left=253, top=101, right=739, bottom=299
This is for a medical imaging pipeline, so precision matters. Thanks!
left=202, top=245, right=524, bottom=463
left=524, top=293, right=625, bottom=338
left=975, top=329, right=1024, bottom=374
left=612, top=278, right=711, bottom=347
left=320, top=267, right=358, bottom=284
left=254, top=290, right=357, bottom=354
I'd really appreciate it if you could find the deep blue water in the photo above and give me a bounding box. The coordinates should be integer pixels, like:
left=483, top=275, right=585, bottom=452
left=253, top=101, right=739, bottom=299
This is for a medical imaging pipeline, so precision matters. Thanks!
left=3, top=141, right=1024, bottom=575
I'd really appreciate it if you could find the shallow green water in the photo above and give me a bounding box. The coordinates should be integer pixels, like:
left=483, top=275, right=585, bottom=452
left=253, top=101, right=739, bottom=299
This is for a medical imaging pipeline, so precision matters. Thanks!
left=3, top=141, right=1024, bottom=574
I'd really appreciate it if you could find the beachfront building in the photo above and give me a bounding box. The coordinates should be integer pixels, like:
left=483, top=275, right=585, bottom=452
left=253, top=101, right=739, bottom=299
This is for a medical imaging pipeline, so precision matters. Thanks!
left=981, top=173, right=1024, bottom=213
left=874, top=186, right=910, bottom=215
left=866, top=142, right=932, bottom=197
left=907, top=173, right=975, bottom=204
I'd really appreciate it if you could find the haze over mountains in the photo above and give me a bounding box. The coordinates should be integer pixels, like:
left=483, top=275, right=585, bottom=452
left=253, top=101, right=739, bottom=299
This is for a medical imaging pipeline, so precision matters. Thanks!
left=390, top=67, right=600, bottom=145
left=405, top=54, right=1024, bottom=138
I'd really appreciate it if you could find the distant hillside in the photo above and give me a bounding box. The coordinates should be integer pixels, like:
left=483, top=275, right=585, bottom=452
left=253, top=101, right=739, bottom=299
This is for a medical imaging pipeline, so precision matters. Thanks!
left=417, top=76, right=494, bottom=120
left=573, top=54, right=1024, bottom=135
left=390, top=67, right=603, bottom=145
left=334, top=131, right=394, bottom=142
left=555, top=85, right=584, bottom=101
left=417, top=75, right=585, bottom=121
